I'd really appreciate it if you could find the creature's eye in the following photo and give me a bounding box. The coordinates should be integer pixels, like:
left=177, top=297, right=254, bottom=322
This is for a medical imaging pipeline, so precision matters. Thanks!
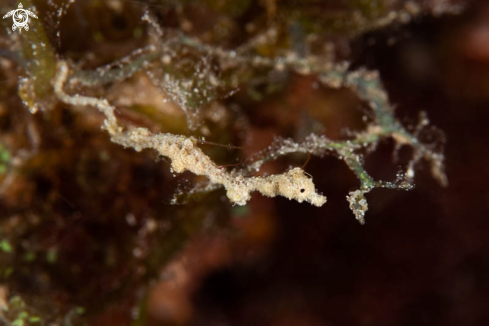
left=300, top=188, right=305, bottom=193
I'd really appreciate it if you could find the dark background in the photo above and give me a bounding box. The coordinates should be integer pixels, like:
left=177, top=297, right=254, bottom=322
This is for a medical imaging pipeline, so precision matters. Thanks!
left=191, top=2, right=489, bottom=325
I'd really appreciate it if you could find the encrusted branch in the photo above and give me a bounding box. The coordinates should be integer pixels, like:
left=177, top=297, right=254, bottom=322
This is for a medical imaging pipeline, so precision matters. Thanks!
left=53, top=61, right=327, bottom=208
left=50, top=3, right=451, bottom=223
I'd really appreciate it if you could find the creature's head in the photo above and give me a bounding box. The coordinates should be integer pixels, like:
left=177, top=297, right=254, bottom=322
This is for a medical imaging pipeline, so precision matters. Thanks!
left=277, top=168, right=326, bottom=207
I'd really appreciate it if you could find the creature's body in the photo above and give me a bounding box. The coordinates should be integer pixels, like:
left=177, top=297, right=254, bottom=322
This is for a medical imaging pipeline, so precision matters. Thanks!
left=2, top=3, right=38, bottom=32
